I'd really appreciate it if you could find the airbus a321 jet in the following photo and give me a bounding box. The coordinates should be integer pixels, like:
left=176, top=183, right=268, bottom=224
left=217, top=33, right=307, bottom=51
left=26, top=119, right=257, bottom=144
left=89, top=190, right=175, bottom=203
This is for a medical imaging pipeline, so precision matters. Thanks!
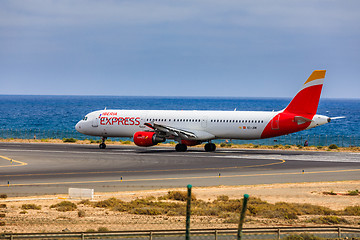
left=75, top=70, right=341, bottom=152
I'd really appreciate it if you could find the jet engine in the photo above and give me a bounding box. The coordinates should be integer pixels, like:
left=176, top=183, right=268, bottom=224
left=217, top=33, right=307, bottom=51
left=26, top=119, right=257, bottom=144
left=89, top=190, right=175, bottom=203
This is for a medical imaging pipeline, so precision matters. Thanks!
left=133, top=131, right=165, bottom=147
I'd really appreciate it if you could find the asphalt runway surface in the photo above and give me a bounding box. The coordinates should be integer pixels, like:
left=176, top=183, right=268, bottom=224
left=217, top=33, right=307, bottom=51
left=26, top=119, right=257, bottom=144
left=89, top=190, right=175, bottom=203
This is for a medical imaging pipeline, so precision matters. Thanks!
left=0, top=142, right=360, bottom=196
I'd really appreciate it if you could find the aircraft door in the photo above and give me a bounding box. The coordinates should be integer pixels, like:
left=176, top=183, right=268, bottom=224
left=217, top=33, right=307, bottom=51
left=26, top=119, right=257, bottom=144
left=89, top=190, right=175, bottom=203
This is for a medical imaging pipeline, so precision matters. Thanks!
left=139, top=114, right=147, bottom=129
left=271, top=114, right=280, bottom=130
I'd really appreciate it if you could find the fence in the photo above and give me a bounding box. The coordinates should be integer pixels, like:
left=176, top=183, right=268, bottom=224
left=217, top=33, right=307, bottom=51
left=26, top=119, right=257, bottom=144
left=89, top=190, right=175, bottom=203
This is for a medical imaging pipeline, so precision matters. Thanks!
left=1, top=226, right=360, bottom=239
left=0, top=128, right=359, bottom=147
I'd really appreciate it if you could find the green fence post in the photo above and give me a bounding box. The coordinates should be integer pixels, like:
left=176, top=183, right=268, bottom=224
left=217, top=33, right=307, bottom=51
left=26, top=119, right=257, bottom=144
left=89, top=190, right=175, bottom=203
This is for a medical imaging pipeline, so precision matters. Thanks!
left=237, top=194, right=249, bottom=240
left=186, top=184, right=192, bottom=240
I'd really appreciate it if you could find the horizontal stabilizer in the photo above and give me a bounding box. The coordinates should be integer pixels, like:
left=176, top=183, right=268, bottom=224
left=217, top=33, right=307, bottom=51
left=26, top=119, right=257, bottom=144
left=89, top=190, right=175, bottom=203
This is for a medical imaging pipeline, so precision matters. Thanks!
left=294, top=116, right=312, bottom=125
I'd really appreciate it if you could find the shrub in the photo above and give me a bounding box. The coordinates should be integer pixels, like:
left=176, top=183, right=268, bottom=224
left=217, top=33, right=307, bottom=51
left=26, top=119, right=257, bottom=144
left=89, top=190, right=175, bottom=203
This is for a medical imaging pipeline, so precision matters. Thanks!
left=131, top=207, right=162, bottom=215
left=317, top=146, right=323, bottom=149
left=95, top=198, right=124, bottom=209
left=0, top=204, right=6, bottom=208
left=328, top=144, right=338, bottom=149
left=216, top=195, right=229, bottom=202
left=0, top=213, right=5, bottom=218
left=165, top=191, right=196, bottom=201
left=0, top=194, right=7, bottom=199
left=19, top=210, right=27, bottom=214
left=346, top=189, right=359, bottom=196
left=283, top=233, right=320, bottom=240
left=0, top=222, right=5, bottom=226
left=122, top=140, right=131, bottom=144
left=273, top=145, right=279, bottom=148
left=308, top=216, right=348, bottom=224
left=78, top=210, right=86, bottom=217
left=343, top=206, right=360, bottom=216
left=21, top=204, right=41, bottom=210
left=323, top=191, right=337, bottom=195
left=253, top=145, right=259, bottom=148
left=78, top=199, right=91, bottom=205
left=63, top=138, right=77, bottom=143
left=97, top=227, right=110, bottom=232
left=293, top=203, right=335, bottom=215
left=285, top=145, right=291, bottom=149
left=50, top=201, right=77, bottom=212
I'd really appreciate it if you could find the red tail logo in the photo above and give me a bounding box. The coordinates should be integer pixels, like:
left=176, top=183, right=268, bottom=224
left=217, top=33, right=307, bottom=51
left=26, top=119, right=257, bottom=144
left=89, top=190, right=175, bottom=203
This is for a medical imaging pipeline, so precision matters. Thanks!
left=261, top=70, right=326, bottom=139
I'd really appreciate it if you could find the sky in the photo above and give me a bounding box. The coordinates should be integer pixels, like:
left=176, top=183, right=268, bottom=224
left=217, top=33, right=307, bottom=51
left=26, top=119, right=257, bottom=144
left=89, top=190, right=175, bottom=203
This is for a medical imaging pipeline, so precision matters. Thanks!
left=1, top=0, right=360, bottom=98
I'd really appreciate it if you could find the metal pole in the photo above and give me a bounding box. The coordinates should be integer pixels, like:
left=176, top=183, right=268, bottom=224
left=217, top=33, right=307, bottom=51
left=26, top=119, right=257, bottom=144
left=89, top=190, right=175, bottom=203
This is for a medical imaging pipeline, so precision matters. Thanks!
left=186, top=184, right=192, bottom=240
left=237, top=194, right=249, bottom=240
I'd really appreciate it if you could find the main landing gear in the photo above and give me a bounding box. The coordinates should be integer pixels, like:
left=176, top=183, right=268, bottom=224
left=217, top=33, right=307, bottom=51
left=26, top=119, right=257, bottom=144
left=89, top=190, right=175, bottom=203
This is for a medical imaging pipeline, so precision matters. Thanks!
left=204, top=142, right=216, bottom=152
left=175, top=143, right=187, bottom=152
left=99, top=137, right=107, bottom=149
left=175, top=142, right=216, bottom=152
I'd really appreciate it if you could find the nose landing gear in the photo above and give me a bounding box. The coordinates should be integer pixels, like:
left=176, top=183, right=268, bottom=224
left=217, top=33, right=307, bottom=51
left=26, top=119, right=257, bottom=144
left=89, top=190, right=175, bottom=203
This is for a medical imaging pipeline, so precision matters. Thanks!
left=99, top=137, right=107, bottom=149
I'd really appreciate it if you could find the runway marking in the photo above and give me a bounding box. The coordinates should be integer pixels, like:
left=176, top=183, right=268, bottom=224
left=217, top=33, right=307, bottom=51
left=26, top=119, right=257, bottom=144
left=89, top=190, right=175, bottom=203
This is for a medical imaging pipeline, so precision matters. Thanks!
left=1, top=167, right=360, bottom=187
left=0, top=159, right=286, bottom=177
left=0, top=155, right=27, bottom=168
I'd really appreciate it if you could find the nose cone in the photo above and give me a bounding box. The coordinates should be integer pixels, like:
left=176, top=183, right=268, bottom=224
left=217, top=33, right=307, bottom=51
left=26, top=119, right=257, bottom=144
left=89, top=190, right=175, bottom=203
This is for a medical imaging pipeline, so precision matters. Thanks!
left=75, top=121, right=82, bottom=133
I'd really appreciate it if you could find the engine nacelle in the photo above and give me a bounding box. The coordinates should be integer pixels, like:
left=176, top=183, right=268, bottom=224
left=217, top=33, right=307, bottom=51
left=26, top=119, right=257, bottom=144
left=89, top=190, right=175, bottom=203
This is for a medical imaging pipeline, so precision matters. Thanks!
left=133, top=131, right=165, bottom=147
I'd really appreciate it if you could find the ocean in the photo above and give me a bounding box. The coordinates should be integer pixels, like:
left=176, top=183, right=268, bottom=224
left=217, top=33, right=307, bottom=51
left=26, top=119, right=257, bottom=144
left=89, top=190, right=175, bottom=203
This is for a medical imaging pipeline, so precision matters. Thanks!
left=0, top=95, right=359, bottom=146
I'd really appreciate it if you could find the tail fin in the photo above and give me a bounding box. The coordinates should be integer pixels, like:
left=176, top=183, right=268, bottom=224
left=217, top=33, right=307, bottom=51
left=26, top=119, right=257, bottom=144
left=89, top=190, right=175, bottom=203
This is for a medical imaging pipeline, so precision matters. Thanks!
left=283, top=70, right=326, bottom=116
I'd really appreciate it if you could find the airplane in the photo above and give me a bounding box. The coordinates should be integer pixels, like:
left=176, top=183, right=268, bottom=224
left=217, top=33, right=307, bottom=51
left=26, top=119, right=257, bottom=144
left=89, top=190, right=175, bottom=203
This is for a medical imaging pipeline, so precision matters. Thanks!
left=75, top=70, right=343, bottom=152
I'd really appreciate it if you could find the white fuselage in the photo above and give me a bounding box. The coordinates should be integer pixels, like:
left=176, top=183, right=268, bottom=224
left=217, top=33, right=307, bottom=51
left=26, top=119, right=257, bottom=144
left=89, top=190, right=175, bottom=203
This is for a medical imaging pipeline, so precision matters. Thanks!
left=75, top=109, right=328, bottom=140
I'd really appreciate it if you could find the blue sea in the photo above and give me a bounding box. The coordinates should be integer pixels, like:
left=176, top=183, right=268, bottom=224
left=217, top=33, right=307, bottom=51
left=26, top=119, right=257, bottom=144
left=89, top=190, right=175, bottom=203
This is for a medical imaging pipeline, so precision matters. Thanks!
left=0, top=95, right=359, bottom=146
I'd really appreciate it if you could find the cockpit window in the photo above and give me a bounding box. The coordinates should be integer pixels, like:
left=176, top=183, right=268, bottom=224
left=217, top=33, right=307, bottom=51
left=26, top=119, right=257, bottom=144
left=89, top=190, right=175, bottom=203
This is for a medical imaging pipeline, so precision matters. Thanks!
left=83, top=116, right=88, bottom=121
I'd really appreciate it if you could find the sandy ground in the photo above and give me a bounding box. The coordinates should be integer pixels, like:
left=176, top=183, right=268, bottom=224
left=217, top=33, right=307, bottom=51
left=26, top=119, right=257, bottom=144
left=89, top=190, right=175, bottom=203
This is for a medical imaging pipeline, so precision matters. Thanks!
left=1, top=181, right=360, bottom=233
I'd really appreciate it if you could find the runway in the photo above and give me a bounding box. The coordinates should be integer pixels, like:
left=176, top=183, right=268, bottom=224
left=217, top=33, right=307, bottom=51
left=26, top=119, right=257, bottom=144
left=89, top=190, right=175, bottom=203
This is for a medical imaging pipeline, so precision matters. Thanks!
left=0, top=142, right=360, bottom=196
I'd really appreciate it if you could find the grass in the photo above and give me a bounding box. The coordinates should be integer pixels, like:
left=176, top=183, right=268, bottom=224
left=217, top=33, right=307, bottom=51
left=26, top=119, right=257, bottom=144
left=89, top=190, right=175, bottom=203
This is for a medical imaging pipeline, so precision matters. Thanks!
left=0, top=194, right=7, bottom=199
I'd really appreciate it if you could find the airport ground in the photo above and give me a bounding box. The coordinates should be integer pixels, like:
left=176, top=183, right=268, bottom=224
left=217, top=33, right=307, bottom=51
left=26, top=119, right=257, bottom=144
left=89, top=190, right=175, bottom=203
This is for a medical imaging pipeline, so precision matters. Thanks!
left=0, top=141, right=360, bottom=233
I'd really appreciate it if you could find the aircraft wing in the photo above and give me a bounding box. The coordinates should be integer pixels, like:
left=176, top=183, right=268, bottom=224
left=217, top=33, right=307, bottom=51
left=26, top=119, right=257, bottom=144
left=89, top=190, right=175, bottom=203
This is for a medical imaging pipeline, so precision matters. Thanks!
left=144, top=122, right=214, bottom=140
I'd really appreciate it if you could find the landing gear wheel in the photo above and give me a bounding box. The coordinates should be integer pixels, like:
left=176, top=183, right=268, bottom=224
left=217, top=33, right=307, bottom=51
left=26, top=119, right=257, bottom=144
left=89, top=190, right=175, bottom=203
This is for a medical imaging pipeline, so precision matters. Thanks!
left=99, top=137, right=107, bottom=149
left=175, top=144, right=187, bottom=152
left=204, top=143, right=216, bottom=152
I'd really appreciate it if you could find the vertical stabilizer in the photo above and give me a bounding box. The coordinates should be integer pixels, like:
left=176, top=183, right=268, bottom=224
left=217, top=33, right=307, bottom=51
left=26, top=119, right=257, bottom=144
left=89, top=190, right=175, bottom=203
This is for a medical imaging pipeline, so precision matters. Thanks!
left=283, top=70, right=326, bottom=116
